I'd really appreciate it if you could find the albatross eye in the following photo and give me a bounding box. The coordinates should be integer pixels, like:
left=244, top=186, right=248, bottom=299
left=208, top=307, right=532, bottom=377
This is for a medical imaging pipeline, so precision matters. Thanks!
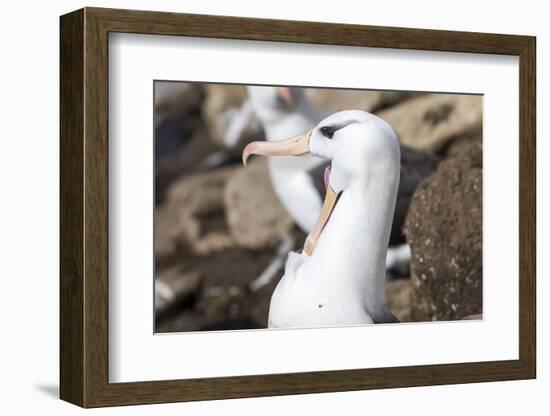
left=320, top=126, right=335, bottom=139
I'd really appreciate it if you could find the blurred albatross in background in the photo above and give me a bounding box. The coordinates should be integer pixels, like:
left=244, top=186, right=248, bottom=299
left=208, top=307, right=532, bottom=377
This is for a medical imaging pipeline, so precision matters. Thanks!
left=243, top=110, right=400, bottom=327
left=246, top=86, right=327, bottom=231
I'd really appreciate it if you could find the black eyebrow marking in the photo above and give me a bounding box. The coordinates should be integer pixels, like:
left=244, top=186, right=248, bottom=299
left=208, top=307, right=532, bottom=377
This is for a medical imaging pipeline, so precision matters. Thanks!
left=319, top=120, right=358, bottom=139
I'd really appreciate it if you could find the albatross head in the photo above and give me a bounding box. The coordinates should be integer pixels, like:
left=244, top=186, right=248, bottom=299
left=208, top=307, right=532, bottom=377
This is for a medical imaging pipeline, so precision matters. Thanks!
left=247, top=86, right=305, bottom=123
left=242, top=110, right=400, bottom=255
left=247, top=86, right=300, bottom=108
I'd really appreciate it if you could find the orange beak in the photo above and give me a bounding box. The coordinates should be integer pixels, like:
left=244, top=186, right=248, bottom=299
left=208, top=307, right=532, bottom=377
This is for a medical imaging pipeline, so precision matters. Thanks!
left=241, top=129, right=341, bottom=256
left=242, top=130, right=311, bottom=166
left=303, top=184, right=339, bottom=256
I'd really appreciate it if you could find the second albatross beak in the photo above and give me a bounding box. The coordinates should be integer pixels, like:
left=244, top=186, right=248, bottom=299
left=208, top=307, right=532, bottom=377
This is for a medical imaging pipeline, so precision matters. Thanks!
left=241, top=129, right=340, bottom=257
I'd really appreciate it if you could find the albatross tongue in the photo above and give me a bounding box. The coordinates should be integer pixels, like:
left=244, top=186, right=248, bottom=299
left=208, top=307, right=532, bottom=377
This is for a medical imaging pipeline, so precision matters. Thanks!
left=324, top=166, right=331, bottom=189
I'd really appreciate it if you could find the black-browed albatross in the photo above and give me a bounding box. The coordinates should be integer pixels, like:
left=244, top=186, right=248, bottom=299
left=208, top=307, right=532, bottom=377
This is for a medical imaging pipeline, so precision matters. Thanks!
left=243, top=110, right=400, bottom=327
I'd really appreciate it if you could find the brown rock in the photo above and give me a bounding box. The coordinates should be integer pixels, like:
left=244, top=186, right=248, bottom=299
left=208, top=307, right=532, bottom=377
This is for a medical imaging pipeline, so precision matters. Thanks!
left=155, top=246, right=278, bottom=332
left=202, top=84, right=263, bottom=147
left=379, top=91, right=418, bottom=108
left=155, top=267, right=202, bottom=318
left=155, top=82, right=203, bottom=127
left=155, top=166, right=238, bottom=261
left=306, top=88, right=416, bottom=113
left=404, top=150, right=482, bottom=321
left=385, top=279, right=412, bottom=322
left=462, top=314, right=482, bottom=320
left=378, top=94, right=482, bottom=152
left=155, top=124, right=220, bottom=203
left=155, top=203, right=179, bottom=261
left=224, top=158, right=294, bottom=249
left=392, top=145, right=440, bottom=244
left=444, top=129, right=482, bottom=159
left=305, top=88, right=385, bottom=113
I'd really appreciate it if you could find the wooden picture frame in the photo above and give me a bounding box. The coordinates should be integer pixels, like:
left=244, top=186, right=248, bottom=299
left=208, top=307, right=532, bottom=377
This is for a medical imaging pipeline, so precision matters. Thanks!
left=60, top=7, right=536, bottom=408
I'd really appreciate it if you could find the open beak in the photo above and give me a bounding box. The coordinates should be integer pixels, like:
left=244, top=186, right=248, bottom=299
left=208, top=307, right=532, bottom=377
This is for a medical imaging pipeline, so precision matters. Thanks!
left=242, top=130, right=311, bottom=166
left=242, top=130, right=341, bottom=256
left=303, top=184, right=339, bottom=256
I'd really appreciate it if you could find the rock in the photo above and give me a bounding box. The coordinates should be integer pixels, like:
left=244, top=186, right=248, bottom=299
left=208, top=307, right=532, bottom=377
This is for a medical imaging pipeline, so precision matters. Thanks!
left=404, top=150, right=482, bottom=321
left=202, top=84, right=263, bottom=148
left=155, top=246, right=278, bottom=332
left=456, top=139, right=482, bottom=168
left=154, top=156, right=300, bottom=333
left=155, top=124, right=220, bottom=203
left=155, top=166, right=238, bottom=262
left=391, top=145, right=440, bottom=244
left=154, top=83, right=203, bottom=168
left=155, top=82, right=203, bottom=128
left=155, top=203, right=179, bottom=262
left=378, top=94, right=482, bottom=152
left=154, top=83, right=209, bottom=202
left=305, top=88, right=385, bottom=112
left=155, top=267, right=202, bottom=318
left=224, top=158, right=294, bottom=250
left=305, top=88, right=414, bottom=113
left=443, top=129, right=482, bottom=159
left=385, top=279, right=412, bottom=322
left=379, top=91, right=418, bottom=108
left=462, top=314, right=482, bottom=320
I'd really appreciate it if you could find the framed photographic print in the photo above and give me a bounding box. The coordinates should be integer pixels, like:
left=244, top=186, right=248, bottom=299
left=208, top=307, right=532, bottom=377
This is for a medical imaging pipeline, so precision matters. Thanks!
left=60, top=7, right=536, bottom=408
